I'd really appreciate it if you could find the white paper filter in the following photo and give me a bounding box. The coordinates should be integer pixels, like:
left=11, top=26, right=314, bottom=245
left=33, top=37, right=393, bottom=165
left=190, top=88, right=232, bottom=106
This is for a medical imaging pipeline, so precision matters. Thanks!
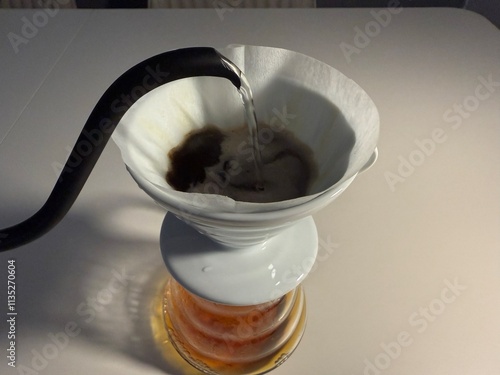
left=113, top=45, right=379, bottom=213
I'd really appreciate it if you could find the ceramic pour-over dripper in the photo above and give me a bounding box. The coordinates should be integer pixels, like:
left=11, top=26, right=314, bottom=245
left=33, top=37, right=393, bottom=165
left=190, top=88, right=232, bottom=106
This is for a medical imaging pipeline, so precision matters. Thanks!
left=113, top=45, right=379, bottom=307
left=115, top=44, right=378, bottom=375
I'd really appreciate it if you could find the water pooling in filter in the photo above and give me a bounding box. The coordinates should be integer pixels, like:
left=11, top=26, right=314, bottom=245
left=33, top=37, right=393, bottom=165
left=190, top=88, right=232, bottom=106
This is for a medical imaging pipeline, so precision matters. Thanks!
left=166, top=71, right=318, bottom=203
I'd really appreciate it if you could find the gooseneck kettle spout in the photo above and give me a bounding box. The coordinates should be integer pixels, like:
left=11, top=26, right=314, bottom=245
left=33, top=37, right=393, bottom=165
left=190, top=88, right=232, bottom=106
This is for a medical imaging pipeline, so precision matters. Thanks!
left=0, top=47, right=242, bottom=251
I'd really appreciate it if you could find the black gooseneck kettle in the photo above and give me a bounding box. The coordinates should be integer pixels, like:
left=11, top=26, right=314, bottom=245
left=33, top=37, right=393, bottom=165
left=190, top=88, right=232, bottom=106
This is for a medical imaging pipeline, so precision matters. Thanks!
left=0, top=47, right=242, bottom=251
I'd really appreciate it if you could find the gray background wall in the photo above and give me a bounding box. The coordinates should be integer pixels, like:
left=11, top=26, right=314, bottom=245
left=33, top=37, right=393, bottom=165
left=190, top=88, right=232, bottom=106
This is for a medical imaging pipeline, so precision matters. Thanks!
left=1, top=0, right=498, bottom=27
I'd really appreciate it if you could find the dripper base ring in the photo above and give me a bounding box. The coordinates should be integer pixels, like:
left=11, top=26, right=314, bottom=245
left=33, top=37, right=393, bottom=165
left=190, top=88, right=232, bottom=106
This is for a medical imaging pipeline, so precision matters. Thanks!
left=160, top=213, right=318, bottom=306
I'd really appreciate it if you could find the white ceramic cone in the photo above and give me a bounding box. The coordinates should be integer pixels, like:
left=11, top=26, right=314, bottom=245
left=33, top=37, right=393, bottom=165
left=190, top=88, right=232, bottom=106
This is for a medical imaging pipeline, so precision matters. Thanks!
left=113, top=45, right=379, bottom=246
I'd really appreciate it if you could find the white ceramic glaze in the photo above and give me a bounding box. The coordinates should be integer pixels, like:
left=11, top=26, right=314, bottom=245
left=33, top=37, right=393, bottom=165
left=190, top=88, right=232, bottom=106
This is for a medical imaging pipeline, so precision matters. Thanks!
left=129, top=167, right=356, bottom=248
left=160, top=213, right=318, bottom=305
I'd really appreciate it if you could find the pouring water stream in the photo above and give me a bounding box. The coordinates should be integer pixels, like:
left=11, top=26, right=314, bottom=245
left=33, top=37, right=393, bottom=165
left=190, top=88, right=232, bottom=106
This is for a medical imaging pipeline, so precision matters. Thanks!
left=238, top=74, right=265, bottom=191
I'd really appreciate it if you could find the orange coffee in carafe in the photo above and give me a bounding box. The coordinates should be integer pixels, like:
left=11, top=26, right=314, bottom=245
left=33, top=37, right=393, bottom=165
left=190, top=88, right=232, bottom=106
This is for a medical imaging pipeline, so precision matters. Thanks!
left=163, top=278, right=306, bottom=373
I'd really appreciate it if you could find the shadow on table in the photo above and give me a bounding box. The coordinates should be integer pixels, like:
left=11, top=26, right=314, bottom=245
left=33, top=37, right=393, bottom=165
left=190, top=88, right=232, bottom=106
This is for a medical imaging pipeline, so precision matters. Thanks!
left=0, top=193, right=201, bottom=374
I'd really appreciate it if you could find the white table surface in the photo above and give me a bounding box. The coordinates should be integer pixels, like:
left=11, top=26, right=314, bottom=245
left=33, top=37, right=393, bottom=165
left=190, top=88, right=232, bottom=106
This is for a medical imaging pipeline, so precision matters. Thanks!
left=0, top=7, right=499, bottom=375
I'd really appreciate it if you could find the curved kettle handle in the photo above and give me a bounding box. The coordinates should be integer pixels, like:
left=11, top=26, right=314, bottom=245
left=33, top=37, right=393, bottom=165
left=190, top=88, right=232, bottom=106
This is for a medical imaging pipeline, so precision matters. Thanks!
left=0, top=47, right=242, bottom=251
